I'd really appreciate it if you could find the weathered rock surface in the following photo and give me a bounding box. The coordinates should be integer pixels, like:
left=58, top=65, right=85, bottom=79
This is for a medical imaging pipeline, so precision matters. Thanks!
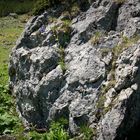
left=9, top=0, right=140, bottom=139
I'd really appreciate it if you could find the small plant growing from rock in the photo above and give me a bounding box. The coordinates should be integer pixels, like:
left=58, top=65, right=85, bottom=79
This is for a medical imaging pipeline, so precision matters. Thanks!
left=90, top=31, right=102, bottom=45
left=80, top=124, right=95, bottom=140
left=70, top=3, right=80, bottom=18
left=27, top=121, right=69, bottom=140
left=58, top=46, right=66, bottom=73
left=113, top=35, right=140, bottom=59
left=51, top=19, right=71, bottom=47
left=47, top=121, right=69, bottom=140
left=48, top=16, right=58, bottom=24
left=51, top=19, right=72, bottom=73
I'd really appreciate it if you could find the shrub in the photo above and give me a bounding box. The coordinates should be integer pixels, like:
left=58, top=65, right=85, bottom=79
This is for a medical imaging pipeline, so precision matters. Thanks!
left=47, top=121, right=69, bottom=140
left=32, top=0, right=50, bottom=15
left=27, top=121, right=69, bottom=140
left=32, top=0, right=64, bottom=15
left=0, top=85, right=22, bottom=135
left=0, top=0, right=34, bottom=17
left=80, top=125, right=95, bottom=140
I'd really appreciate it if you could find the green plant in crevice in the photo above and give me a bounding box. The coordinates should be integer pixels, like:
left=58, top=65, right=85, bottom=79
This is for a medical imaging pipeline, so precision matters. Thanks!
left=0, top=15, right=28, bottom=137
left=51, top=19, right=71, bottom=73
left=80, top=125, right=95, bottom=140
left=58, top=46, right=66, bottom=73
left=51, top=19, right=71, bottom=47
left=112, top=35, right=140, bottom=60
left=90, top=31, right=102, bottom=45
left=26, top=122, right=69, bottom=140
left=47, top=121, right=69, bottom=140
left=70, top=3, right=80, bottom=18
left=28, top=131, right=48, bottom=140
left=57, top=117, right=69, bottom=127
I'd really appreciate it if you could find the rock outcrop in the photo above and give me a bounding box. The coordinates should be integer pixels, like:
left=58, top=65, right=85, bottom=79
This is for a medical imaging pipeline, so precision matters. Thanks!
left=9, top=0, right=140, bottom=139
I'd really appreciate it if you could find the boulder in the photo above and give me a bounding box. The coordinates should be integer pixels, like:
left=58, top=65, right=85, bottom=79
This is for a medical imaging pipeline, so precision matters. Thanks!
left=9, top=0, right=140, bottom=139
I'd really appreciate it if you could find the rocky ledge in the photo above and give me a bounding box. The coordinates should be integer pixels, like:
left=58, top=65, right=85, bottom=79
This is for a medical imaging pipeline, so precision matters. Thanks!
left=9, top=0, right=140, bottom=139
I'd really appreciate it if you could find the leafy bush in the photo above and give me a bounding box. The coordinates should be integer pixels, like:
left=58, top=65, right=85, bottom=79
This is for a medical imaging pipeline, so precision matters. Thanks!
left=47, top=121, right=69, bottom=140
left=0, top=84, right=22, bottom=135
left=27, top=121, right=69, bottom=140
left=79, top=125, right=94, bottom=140
left=32, top=0, right=50, bottom=15
left=0, top=0, right=34, bottom=17
left=32, top=0, right=63, bottom=15
left=0, top=15, right=26, bottom=136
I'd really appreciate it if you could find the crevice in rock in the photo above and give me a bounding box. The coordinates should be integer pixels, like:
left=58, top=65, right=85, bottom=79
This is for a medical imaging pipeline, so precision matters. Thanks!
left=98, top=2, right=122, bottom=31
left=73, top=114, right=89, bottom=127
left=114, top=87, right=140, bottom=140
left=77, top=0, right=90, bottom=12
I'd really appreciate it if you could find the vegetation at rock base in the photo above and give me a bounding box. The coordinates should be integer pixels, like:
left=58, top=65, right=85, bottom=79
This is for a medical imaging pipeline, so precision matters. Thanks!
left=0, top=15, right=29, bottom=137
left=79, top=125, right=95, bottom=140
left=24, top=121, right=69, bottom=140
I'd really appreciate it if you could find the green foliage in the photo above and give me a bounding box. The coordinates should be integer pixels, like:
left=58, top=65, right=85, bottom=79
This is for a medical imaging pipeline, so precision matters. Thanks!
left=27, top=121, right=69, bottom=140
left=28, top=131, right=47, bottom=140
left=51, top=19, right=71, bottom=73
left=112, top=35, right=140, bottom=61
left=32, top=0, right=64, bottom=15
left=80, top=125, right=94, bottom=140
left=0, top=15, right=28, bottom=136
left=47, top=121, right=69, bottom=140
left=0, top=84, right=23, bottom=135
left=96, top=93, right=106, bottom=111
left=51, top=19, right=71, bottom=47
left=70, top=3, right=80, bottom=18
left=58, top=46, right=66, bottom=73
left=32, top=0, right=49, bottom=15
left=0, top=15, right=26, bottom=85
left=90, top=31, right=102, bottom=45
left=0, top=0, right=34, bottom=17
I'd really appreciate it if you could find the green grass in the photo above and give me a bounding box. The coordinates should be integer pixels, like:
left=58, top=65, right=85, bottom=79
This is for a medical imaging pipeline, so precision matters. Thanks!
left=0, top=0, right=35, bottom=17
left=0, top=15, right=29, bottom=85
left=0, top=15, right=29, bottom=136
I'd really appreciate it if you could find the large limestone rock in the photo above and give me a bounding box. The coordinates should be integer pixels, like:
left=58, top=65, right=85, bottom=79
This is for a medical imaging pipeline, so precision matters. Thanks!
left=9, top=0, right=140, bottom=139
